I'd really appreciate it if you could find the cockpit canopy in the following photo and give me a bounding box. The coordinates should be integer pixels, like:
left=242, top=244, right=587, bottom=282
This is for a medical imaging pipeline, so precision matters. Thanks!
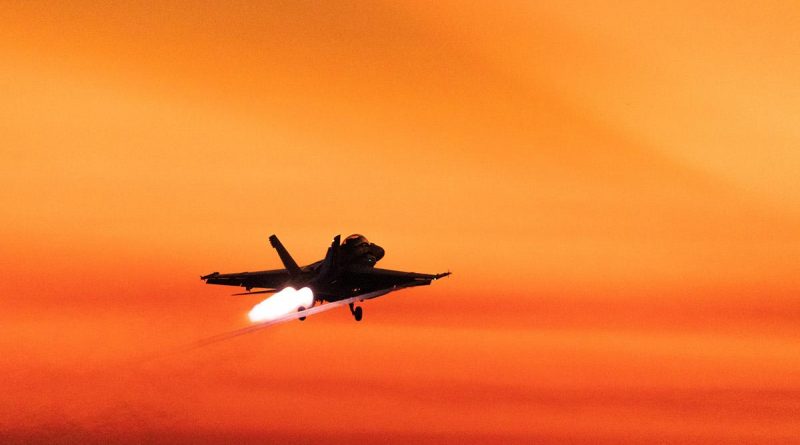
left=344, top=234, right=369, bottom=247
left=341, top=234, right=384, bottom=265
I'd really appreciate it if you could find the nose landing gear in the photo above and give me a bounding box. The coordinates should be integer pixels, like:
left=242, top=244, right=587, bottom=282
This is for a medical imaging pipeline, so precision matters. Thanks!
left=348, top=302, right=363, bottom=322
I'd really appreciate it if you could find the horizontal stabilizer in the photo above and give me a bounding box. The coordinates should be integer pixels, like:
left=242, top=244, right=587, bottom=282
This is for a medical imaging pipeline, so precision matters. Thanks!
left=231, top=289, right=278, bottom=296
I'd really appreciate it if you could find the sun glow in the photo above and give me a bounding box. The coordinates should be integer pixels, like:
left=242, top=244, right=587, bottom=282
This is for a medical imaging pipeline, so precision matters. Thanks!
left=247, top=287, right=314, bottom=323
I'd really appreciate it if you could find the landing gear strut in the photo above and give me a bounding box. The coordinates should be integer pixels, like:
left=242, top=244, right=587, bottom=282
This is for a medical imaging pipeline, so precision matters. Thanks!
left=348, top=302, right=363, bottom=322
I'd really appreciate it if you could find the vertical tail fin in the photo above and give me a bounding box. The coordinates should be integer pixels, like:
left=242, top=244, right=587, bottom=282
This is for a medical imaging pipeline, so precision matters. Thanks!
left=317, top=234, right=340, bottom=280
left=269, top=234, right=302, bottom=276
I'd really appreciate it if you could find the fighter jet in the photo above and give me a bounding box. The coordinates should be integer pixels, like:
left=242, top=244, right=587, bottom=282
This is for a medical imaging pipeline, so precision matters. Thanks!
left=201, top=234, right=450, bottom=324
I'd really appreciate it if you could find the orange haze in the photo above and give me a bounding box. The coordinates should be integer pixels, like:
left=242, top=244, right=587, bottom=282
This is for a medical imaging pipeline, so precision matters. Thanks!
left=1, top=1, right=799, bottom=443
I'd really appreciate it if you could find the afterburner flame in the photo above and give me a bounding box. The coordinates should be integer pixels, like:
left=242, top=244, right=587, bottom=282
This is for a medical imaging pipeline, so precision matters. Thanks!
left=248, top=287, right=314, bottom=323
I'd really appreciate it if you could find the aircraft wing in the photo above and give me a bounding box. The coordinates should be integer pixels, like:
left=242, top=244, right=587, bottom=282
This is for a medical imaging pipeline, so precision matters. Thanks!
left=245, top=275, right=446, bottom=329
left=345, top=267, right=451, bottom=290
left=201, top=269, right=290, bottom=290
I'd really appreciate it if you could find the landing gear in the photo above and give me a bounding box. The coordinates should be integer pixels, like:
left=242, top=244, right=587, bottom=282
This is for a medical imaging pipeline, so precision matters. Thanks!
left=298, top=307, right=306, bottom=321
left=348, top=302, right=363, bottom=322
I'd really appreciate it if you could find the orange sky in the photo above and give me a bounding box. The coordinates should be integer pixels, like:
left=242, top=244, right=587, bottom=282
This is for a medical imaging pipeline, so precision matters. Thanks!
left=2, top=1, right=800, bottom=443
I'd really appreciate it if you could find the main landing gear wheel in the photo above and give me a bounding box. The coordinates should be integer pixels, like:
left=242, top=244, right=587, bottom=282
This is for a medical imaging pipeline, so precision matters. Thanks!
left=349, top=302, right=363, bottom=322
left=298, top=307, right=307, bottom=321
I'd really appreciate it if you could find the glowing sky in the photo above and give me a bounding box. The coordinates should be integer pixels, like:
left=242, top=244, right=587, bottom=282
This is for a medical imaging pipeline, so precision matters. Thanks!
left=1, top=1, right=799, bottom=443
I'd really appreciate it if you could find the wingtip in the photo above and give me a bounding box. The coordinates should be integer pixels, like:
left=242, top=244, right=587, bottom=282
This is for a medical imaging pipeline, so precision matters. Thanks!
left=201, top=271, right=220, bottom=280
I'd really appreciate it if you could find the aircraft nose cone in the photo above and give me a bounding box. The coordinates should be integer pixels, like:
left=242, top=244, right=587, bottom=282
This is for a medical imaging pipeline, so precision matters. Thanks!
left=370, top=244, right=385, bottom=262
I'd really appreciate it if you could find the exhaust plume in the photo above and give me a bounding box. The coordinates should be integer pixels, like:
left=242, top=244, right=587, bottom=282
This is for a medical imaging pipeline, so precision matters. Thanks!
left=248, top=287, right=314, bottom=323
